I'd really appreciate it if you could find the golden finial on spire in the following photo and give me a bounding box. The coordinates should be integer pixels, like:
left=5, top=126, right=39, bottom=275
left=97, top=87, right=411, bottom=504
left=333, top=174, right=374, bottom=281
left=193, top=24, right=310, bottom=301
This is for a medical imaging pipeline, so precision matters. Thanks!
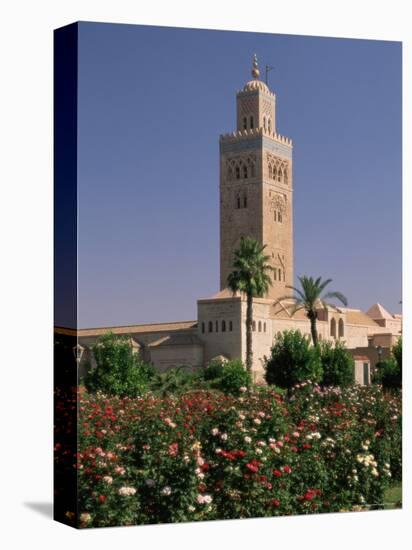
left=251, top=53, right=260, bottom=79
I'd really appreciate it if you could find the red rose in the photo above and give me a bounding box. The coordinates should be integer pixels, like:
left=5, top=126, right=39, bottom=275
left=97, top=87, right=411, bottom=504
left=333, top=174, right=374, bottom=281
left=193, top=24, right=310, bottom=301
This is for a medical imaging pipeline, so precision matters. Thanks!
left=271, top=499, right=280, bottom=507
left=98, top=495, right=107, bottom=503
left=283, top=465, right=292, bottom=474
left=273, top=469, right=282, bottom=478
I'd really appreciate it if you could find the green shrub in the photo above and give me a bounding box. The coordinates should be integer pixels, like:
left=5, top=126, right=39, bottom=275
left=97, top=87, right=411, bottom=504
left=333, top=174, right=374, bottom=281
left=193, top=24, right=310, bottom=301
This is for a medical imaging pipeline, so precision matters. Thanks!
left=203, top=359, right=226, bottom=381
left=215, top=359, right=251, bottom=396
left=373, top=359, right=401, bottom=389
left=264, top=330, right=323, bottom=389
left=84, top=332, right=156, bottom=397
left=319, top=340, right=354, bottom=387
left=150, top=366, right=204, bottom=396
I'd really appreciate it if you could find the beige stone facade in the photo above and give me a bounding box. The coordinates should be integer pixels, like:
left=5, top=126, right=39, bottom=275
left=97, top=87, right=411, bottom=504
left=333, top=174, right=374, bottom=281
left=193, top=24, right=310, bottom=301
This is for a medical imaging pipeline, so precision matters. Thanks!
left=68, top=57, right=401, bottom=385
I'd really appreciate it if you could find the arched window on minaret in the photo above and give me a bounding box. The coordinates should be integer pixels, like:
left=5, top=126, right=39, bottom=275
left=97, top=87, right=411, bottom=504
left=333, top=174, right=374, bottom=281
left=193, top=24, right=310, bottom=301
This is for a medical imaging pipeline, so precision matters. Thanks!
left=250, top=163, right=255, bottom=177
left=237, top=196, right=241, bottom=209
left=268, top=164, right=273, bottom=179
left=273, top=166, right=277, bottom=180
left=263, top=116, right=266, bottom=131
left=208, top=321, right=213, bottom=333
left=268, top=118, right=271, bottom=133
left=222, top=320, right=226, bottom=332
left=243, top=164, right=248, bottom=179
left=250, top=115, right=254, bottom=128
left=243, top=195, right=247, bottom=208
left=274, top=270, right=277, bottom=281
left=283, top=167, right=288, bottom=185
left=227, top=166, right=233, bottom=180
left=243, top=117, right=247, bottom=130
left=235, top=165, right=240, bottom=180
left=278, top=167, right=282, bottom=182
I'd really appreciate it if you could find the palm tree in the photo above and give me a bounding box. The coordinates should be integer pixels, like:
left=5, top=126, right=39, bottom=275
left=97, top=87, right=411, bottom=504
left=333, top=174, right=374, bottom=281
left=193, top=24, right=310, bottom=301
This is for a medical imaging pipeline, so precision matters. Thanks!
left=227, top=237, right=273, bottom=375
left=277, top=276, right=348, bottom=347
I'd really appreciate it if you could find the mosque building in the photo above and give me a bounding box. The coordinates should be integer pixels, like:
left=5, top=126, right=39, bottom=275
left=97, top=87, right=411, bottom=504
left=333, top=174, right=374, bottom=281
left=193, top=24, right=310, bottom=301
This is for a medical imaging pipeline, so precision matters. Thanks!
left=59, top=56, right=401, bottom=384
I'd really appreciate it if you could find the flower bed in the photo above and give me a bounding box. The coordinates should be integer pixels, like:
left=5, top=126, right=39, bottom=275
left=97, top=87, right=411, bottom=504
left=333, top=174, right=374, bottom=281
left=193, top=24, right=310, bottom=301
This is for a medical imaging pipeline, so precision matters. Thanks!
left=59, top=384, right=401, bottom=527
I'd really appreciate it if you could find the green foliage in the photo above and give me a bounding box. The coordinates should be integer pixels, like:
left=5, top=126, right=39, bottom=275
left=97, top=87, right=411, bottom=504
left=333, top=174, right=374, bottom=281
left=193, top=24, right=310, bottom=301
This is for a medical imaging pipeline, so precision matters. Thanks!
left=392, top=337, right=402, bottom=371
left=203, top=359, right=226, bottom=381
left=212, top=359, right=251, bottom=396
left=373, top=359, right=401, bottom=390
left=264, top=330, right=323, bottom=389
left=319, top=340, right=354, bottom=387
left=227, top=236, right=273, bottom=374
left=84, top=332, right=156, bottom=397
left=373, top=337, right=402, bottom=390
left=277, top=275, right=347, bottom=346
left=150, top=366, right=203, bottom=397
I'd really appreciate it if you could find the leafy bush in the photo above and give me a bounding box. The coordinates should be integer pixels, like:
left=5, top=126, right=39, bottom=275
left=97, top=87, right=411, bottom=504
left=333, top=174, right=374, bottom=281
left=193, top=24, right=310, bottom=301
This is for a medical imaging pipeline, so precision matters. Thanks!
left=84, top=332, right=156, bottom=397
left=150, top=366, right=204, bottom=396
left=264, top=330, right=323, bottom=389
left=203, top=359, right=226, bottom=381
left=67, top=384, right=401, bottom=527
left=373, top=337, right=402, bottom=390
left=373, top=359, right=401, bottom=389
left=319, top=340, right=354, bottom=387
left=212, top=359, right=251, bottom=396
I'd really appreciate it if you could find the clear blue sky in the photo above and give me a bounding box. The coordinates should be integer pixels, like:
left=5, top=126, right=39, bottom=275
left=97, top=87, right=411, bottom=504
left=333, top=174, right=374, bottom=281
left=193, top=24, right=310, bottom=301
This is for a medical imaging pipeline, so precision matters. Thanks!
left=77, top=22, right=401, bottom=328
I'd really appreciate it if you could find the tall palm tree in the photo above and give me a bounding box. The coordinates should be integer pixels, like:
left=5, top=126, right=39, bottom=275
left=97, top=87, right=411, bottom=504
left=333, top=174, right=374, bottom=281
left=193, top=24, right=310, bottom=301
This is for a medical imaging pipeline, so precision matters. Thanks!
left=227, top=237, right=273, bottom=375
left=277, top=276, right=348, bottom=347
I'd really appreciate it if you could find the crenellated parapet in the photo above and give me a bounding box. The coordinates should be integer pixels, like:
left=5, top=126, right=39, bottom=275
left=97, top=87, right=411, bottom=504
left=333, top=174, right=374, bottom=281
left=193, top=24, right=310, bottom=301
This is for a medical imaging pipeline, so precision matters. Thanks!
left=220, top=127, right=293, bottom=147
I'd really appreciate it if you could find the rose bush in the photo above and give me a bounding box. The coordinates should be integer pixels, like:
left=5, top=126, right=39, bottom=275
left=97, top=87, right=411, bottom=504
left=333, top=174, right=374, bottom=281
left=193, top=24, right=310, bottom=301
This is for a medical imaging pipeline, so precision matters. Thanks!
left=57, top=384, right=401, bottom=527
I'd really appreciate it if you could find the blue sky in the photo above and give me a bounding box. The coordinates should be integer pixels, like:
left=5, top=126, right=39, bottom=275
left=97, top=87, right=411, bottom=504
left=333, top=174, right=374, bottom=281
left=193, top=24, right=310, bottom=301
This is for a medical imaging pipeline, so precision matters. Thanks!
left=77, top=22, right=401, bottom=328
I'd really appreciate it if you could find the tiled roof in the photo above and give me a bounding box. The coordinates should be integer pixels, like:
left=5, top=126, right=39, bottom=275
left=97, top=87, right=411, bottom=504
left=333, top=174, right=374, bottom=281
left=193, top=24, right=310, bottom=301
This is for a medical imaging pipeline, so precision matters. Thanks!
left=345, top=310, right=380, bottom=327
left=55, top=321, right=197, bottom=338
left=366, top=303, right=393, bottom=320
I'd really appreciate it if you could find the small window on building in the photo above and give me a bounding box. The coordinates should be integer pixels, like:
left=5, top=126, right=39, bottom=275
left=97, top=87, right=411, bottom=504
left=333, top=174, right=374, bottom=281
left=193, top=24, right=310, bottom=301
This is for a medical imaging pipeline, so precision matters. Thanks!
left=201, top=322, right=205, bottom=334
left=277, top=168, right=282, bottom=182
left=278, top=268, right=281, bottom=280
left=268, top=118, right=271, bottom=133
left=284, top=169, right=288, bottom=185
left=251, top=164, right=255, bottom=177
left=252, top=321, right=256, bottom=331
left=274, top=270, right=277, bottom=281
left=243, top=196, right=247, bottom=208
left=243, top=165, right=248, bottom=179
left=222, top=320, right=226, bottom=332
left=258, top=321, right=262, bottom=332
left=330, top=318, right=337, bottom=338
left=208, top=321, right=213, bottom=333
left=264, top=322, right=266, bottom=332
left=338, top=318, right=344, bottom=338
left=273, top=167, right=277, bottom=180
left=229, top=320, right=233, bottom=331
left=263, top=116, right=266, bottom=131
left=243, top=117, right=247, bottom=130
left=237, top=196, right=241, bottom=209
left=269, top=165, right=273, bottom=179
left=278, top=212, right=282, bottom=223
left=250, top=115, right=254, bottom=128
left=215, top=320, right=219, bottom=332
left=235, top=166, right=240, bottom=180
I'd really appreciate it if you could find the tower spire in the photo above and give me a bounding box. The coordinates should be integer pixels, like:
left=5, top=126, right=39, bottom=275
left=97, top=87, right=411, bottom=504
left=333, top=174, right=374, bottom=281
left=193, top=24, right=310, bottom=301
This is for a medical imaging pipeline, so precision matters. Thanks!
left=251, top=53, right=260, bottom=79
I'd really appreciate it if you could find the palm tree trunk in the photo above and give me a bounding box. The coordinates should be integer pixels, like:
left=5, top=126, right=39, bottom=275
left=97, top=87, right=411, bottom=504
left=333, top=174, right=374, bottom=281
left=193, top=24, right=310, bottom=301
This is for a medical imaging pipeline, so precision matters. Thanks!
left=309, top=314, right=318, bottom=347
left=246, top=292, right=253, bottom=376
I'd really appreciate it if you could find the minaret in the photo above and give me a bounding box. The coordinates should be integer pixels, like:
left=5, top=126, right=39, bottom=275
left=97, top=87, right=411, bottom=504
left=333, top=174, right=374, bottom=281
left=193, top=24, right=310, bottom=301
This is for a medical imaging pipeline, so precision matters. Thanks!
left=219, top=54, right=293, bottom=301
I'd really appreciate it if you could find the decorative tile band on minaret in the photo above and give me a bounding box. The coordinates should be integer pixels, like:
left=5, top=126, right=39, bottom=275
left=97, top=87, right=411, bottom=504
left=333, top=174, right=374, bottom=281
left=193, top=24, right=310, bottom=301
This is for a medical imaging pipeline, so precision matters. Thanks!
left=219, top=56, right=294, bottom=301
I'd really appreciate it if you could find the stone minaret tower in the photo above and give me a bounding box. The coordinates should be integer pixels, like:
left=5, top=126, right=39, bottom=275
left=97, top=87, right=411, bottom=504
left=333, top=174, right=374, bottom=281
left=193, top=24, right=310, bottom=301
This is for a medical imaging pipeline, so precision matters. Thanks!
left=219, top=54, right=293, bottom=301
